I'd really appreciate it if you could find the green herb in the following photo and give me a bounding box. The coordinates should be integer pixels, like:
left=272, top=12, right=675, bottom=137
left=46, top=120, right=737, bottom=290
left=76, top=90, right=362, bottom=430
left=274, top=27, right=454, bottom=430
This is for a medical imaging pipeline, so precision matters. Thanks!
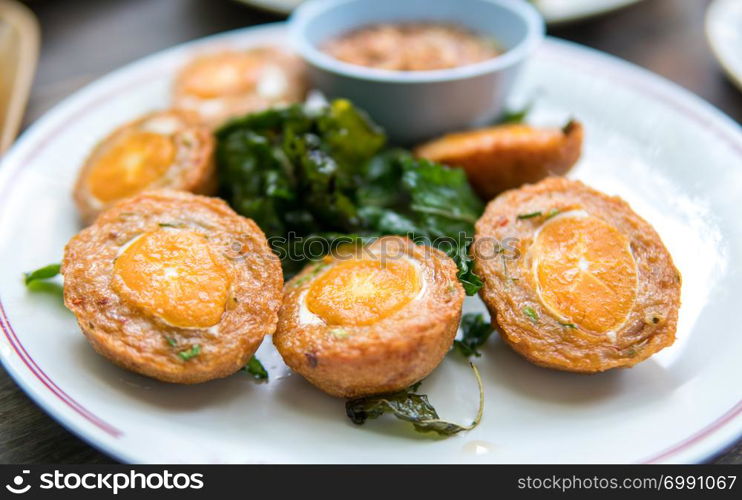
left=453, top=313, right=495, bottom=358
left=244, top=356, right=268, bottom=380
left=330, top=328, right=349, bottom=339
left=517, top=211, right=542, bottom=219
left=345, top=363, right=484, bottom=437
left=178, top=344, right=201, bottom=361
left=517, top=208, right=560, bottom=221
left=450, top=241, right=483, bottom=296
left=23, top=263, right=61, bottom=286
left=165, top=336, right=177, bottom=347
left=545, top=208, right=561, bottom=219
left=623, top=339, right=648, bottom=358
left=158, top=222, right=181, bottom=228
left=495, top=103, right=532, bottom=125
left=292, top=261, right=329, bottom=287
left=216, top=100, right=484, bottom=294
left=559, top=322, right=577, bottom=329
left=523, top=306, right=539, bottom=322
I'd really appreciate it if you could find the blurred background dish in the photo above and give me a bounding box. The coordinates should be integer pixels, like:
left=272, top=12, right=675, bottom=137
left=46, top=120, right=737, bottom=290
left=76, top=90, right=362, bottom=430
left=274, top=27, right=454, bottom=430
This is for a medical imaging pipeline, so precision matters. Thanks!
left=172, top=46, right=307, bottom=128
left=234, top=0, right=301, bottom=16
left=534, top=0, right=642, bottom=25
left=0, top=0, right=38, bottom=153
left=234, top=0, right=643, bottom=25
left=706, top=0, right=742, bottom=92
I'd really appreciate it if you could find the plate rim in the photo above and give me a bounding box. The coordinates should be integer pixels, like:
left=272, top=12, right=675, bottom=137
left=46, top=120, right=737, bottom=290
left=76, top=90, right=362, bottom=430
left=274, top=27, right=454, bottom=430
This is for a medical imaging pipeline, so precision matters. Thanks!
left=231, top=0, right=644, bottom=25
left=705, top=0, right=742, bottom=92
left=537, top=0, right=643, bottom=25
left=0, top=22, right=741, bottom=464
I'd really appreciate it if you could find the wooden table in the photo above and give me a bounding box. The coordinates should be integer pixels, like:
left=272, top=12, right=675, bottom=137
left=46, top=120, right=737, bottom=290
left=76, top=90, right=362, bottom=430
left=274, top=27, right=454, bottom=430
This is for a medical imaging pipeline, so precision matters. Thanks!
left=1, top=0, right=740, bottom=464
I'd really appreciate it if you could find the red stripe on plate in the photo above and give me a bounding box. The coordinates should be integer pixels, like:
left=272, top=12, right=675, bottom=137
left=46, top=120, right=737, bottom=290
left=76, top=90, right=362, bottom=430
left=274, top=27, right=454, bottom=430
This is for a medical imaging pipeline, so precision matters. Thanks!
left=0, top=300, right=122, bottom=437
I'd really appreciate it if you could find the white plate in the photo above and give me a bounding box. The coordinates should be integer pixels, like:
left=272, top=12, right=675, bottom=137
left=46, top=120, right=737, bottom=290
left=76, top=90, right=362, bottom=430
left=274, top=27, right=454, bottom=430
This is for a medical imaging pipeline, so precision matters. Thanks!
left=706, top=0, right=742, bottom=92
left=234, top=0, right=643, bottom=24
left=1, top=23, right=741, bottom=464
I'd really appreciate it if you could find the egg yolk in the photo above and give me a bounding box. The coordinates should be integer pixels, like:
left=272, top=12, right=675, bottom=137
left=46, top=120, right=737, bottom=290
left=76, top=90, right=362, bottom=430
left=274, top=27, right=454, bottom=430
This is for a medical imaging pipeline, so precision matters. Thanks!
left=113, top=229, right=231, bottom=329
left=181, top=53, right=263, bottom=98
left=531, top=213, right=637, bottom=333
left=306, top=258, right=421, bottom=327
left=87, top=131, right=175, bottom=202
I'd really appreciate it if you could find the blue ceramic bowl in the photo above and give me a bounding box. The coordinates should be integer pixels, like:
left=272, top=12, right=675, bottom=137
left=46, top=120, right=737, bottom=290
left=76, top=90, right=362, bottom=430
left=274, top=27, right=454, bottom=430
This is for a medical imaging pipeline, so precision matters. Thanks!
left=289, top=0, right=545, bottom=144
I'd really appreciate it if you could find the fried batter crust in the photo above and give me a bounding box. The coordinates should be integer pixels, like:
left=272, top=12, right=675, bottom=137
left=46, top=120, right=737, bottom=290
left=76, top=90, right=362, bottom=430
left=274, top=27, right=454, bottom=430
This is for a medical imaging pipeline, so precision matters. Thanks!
left=172, top=47, right=307, bottom=129
left=63, top=190, right=283, bottom=383
left=274, top=236, right=464, bottom=398
left=473, top=177, right=681, bottom=372
left=73, top=110, right=216, bottom=225
left=415, top=121, right=583, bottom=200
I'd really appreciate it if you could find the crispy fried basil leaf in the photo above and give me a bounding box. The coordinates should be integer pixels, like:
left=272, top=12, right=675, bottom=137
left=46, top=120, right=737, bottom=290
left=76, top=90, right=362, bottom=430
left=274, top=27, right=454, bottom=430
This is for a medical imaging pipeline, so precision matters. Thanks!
left=345, top=363, right=484, bottom=437
left=244, top=356, right=268, bottom=381
left=23, top=263, right=61, bottom=286
left=316, top=98, right=385, bottom=166
left=216, top=100, right=484, bottom=293
left=450, top=243, right=483, bottom=296
left=217, top=100, right=384, bottom=240
left=401, top=155, right=481, bottom=237
left=453, top=313, right=495, bottom=358
left=358, top=151, right=484, bottom=295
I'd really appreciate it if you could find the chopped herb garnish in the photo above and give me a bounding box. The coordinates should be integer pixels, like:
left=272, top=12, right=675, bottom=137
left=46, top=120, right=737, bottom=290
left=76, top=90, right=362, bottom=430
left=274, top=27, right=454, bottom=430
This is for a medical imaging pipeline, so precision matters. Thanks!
left=165, top=336, right=177, bottom=347
left=158, top=222, right=181, bottom=228
left=517, top=211, right=542, bottom=220
left=545, top=208, right=561, bottom=219
left=244, top=356, right=268, bottom=380
left=523, top=306, right=539, bottom=322
left=517, top=208, right=560, bottom=221
left=330, top=328, right=349, bottom=339
left=453, top=313, right=495, bottom=358
left=496, top=103, right=532, bottom=125
left=453, top=243, right=483, bottom=296
left=292, top=262, right=328, bottom=287
left=178, top=344, right=201, bottom=361
left=345, top=362, right=484, bottom=437
left=559, top=322, right=577, bottom=329
left=23, top=263, right=61, bottom=286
